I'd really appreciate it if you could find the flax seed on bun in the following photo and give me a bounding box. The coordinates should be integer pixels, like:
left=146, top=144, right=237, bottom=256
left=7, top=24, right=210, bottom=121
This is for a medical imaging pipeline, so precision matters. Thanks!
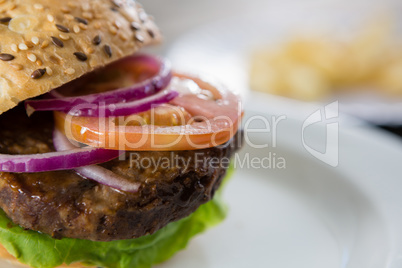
left=0, top=0, right=160, bottom=115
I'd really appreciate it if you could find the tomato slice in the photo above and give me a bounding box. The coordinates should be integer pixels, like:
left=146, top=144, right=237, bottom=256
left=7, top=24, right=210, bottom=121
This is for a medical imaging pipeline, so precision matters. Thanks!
left=54, top=73, right=242, bottom=151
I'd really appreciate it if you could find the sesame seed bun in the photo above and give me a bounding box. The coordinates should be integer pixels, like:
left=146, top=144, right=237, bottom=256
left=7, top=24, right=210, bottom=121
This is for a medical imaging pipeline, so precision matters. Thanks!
left=0, top=0, right=161, bottom=115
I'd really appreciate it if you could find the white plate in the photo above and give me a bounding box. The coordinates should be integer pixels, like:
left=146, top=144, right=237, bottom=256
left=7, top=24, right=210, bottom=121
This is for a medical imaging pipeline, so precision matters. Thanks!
left=162, top=4, right=402, bottom=264
left=165, top=0, right=402, bottom=125
left=156, top=110, right=402, bottom=268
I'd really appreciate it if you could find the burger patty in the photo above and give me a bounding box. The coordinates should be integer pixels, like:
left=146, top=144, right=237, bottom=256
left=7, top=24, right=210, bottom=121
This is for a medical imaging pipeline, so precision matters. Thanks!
left=0, top=106, right=240, bottom=241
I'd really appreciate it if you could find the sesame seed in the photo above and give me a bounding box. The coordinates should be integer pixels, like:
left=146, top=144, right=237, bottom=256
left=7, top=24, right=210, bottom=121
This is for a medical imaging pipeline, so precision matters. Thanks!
left=74, top=17, right=88, bottom=25
left=10, top=44, right=18, bottom=52
left=46, top=67, right=53, bottom=75
left=0, top=53, right=15, bottom=61
left=73, top=52, right=87, bottom=61
left=82, top=12, right=93, bottom=20
left=86, top=47, right=95, bottom=54
left=61, top=6, right=70, bottom=13
left=47, top=14, right=54, bottom=22
left=94, top=21, right=102, bottom=29
left=103, top=45, right=112, bottom=58
left=33, top=3, right=44, bottom=10
left=118, top=33, right=128, bottom=41
left=10, top=64, right=22, bottom=70
left=41, top=40, right=50, bottom=49
left=31, top=36, right=39, bottom=45
left=135, top=34, right=144, bottom=43
left=109, top=26, right=117, bottom=35
left=27, top=53, right=37, bottom=62
left=113, top=20, right=121, bottom=29
left=31, top=68, right=46, bottom=79
left=59, top=34, right=70, bottom=40
left=92, top=35, right=101, bottom=45
left=139, top=12, right=147, bottom=23
left=130, top=22, right=140, bottom=31
left=48, top=55, right=60, bottom=64
left=73, top=25, right=80, bottom=33
left=36, top=60, right=43, bottom=66
left=18, top=43, right=28, bottom=50
left=64, top=14, right=74, bottom=21
left=25, top=41, right=34, bottom=48
left=51, top=36, right=64, bottom=48
left=65, top=68, right=75, bottom=75
left=55, top=24, right=70, bottom=33
left=0, top=17, right=12, bottom=24
left=79, top=23, right=88, bottom=30
left=9, top=3, right=17, bottom=10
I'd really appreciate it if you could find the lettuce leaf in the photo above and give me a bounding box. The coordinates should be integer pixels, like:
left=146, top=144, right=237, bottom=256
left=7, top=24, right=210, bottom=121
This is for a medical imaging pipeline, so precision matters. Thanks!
left=0, top=166, right=233, bottom=268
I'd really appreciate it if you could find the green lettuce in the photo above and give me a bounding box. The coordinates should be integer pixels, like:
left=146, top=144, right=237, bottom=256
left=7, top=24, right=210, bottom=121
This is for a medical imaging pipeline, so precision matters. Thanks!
left=0, top=166, right=233, bottom=268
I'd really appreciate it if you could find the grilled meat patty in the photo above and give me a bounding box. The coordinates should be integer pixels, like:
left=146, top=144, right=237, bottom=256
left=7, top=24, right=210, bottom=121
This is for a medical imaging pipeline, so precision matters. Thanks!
left=0, top=106, right=239, bottom=241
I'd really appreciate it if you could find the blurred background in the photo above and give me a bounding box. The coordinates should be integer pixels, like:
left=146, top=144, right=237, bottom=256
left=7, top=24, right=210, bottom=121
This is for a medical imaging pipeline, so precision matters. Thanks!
left=141, top=1, right=402, bottom=268
left=143, top=0, right=402, bottom=130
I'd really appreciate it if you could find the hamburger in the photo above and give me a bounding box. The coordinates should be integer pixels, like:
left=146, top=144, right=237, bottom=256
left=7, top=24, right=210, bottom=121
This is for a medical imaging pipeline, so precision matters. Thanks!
left=0, top=0, right=242, bottom=268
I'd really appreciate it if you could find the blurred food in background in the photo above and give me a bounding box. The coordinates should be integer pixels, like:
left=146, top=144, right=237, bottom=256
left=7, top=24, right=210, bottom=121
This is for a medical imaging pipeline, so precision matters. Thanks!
left=249, top=19, right=402, bottom=101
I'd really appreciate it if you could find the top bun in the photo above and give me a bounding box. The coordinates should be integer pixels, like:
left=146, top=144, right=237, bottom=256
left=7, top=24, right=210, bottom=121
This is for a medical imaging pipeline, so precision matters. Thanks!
left=0, top=0, right=161, bottom=114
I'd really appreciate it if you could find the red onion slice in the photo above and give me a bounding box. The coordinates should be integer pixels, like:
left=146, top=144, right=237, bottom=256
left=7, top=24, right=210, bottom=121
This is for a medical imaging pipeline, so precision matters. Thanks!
left=53, top=129, right=140, bottom=193
left=0, top=137, right=120, bottom=173
left=25, top=54, right=172, bottom=116
left=66, top=89, right=179, bottom=117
